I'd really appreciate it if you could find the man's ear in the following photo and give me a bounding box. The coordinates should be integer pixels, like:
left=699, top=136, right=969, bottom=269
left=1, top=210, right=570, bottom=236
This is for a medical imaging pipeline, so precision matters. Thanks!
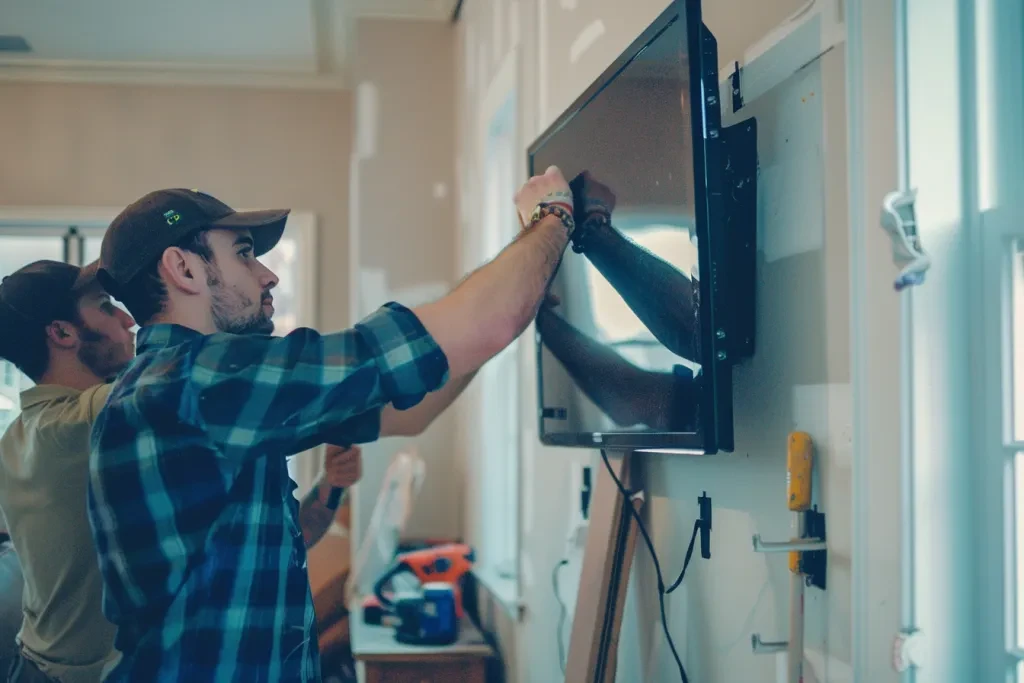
left=45, top=320, right=78, bottom=349
left=159, top=247, right=206, bottom=296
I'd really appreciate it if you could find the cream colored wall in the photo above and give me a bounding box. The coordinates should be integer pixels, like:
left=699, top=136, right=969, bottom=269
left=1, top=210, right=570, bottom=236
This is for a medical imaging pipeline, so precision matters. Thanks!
left=347, top=18, right=461, bottom=546
left=456, top=1, right=853, bottom=682
left=0, top=81, right=352, bottom=330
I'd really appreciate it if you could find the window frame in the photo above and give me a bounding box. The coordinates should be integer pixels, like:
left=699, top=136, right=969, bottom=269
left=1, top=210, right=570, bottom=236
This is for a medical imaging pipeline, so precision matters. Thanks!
left=463, top=46, right=526, bottom=616
left=971, top=0, right=1024, bottom=678
left=977, top=207, right=1024, bottom=678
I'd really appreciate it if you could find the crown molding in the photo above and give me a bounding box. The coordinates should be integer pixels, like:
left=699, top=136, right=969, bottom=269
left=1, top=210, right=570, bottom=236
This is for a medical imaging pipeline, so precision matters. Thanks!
left=0, top=59, right=348, bottom=91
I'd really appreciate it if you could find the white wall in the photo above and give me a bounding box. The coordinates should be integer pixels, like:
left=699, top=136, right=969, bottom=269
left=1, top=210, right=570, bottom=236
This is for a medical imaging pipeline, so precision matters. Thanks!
left=346, top=19, right=461, bottom=552
left=454, top=1, right=864, bottom=681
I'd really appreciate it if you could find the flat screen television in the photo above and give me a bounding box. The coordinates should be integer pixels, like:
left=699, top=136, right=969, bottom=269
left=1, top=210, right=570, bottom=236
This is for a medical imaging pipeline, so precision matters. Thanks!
left=529, top=0, right=757, bottom=454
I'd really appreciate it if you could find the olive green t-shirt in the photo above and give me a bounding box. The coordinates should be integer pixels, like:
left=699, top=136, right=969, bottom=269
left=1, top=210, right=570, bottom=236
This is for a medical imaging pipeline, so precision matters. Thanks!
left=0, top=384, right=119, bottom=683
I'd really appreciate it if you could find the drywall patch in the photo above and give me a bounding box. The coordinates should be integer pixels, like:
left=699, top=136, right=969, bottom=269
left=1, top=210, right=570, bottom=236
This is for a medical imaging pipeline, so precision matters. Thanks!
left=570, top=19, right=606, bottom=65
left=748, top=58, right=824, bottom=263
left=433, top=182, right=448, bottom=200
left=354, top=82, right=379, bottom=161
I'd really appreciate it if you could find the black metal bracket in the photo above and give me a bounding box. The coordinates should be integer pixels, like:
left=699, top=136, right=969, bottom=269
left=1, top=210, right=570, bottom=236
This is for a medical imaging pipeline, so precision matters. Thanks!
left=731, top=61, right=744, bottom=112
left=698, top=491, right=712, bottom=559
left=719, top=117, right=758, bottom=360
left=801, top=507, right=827, bottom=590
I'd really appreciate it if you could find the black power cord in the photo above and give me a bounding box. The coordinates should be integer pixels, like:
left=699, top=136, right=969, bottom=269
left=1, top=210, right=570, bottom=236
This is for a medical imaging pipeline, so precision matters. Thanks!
left=600, top=449, right=701, bottom=683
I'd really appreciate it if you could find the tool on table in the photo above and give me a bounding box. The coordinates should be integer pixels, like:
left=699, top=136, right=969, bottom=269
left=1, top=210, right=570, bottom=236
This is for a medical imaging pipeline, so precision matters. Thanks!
left=751, top=432, right=828, bottom=683
left=363, top=542, right=475, bottom=641
left=393, top=583, right=459, bottom=645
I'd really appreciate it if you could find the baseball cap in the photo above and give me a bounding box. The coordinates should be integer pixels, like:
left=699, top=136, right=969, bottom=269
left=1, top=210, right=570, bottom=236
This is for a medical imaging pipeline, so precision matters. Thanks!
left=0, top=260, right=100, bottom=363
left=97, top=189, right=289, bottom=297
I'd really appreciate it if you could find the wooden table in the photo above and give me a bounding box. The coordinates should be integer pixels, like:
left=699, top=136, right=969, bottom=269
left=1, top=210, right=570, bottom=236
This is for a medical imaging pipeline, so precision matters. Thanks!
left=350, top=601, right=495, bottom=683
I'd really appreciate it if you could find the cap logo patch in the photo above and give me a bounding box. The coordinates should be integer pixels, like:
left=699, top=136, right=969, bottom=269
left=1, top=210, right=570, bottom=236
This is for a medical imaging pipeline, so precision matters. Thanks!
left=163, top=210, right=182, bottom=226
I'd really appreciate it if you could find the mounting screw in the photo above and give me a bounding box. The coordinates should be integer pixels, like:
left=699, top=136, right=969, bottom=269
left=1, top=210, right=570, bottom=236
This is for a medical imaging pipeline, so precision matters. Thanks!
left=716, top=350, right=727, bottom=361
left=716, top=329, right=726, bottom=339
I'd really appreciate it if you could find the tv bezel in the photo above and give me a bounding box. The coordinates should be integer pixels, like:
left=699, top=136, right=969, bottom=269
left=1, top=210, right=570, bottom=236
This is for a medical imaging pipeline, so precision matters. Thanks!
left=528, top=0, right=734, bottom=453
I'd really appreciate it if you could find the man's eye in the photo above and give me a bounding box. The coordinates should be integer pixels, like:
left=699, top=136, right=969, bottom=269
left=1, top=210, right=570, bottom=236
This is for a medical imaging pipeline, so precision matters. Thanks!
left=238, top=248, right=253, bottom=259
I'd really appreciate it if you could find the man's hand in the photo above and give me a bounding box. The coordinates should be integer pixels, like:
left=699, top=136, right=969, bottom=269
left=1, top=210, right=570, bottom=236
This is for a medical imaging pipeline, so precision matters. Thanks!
left=515, top=165, right=573, bottom=230
left=323, top=445, right=362, bottom=489
left=580, top=171, right=616, bottom=220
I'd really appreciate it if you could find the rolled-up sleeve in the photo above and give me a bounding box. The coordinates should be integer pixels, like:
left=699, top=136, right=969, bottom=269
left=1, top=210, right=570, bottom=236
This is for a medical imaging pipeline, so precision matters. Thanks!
left=191, top=302, right=449, bottom=457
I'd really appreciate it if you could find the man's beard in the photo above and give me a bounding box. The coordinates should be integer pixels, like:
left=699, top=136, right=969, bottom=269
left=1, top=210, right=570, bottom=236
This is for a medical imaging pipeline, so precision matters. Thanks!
left=207, top=265, right=274, bottom=336
left=77, top=327, right=131, bottom=381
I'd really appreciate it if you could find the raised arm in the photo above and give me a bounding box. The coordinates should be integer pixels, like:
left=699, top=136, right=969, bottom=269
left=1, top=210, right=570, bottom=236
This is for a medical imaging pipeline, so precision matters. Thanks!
left=413, top=166, right=574, bottom=378
left=573, top=171, right=699, bottom=360
left=194, top=167, right=572, bottom=457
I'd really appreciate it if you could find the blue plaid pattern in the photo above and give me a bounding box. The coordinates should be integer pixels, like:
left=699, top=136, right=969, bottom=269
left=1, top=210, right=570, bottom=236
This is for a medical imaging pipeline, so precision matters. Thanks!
left=87, top=302, right=449, bottom=682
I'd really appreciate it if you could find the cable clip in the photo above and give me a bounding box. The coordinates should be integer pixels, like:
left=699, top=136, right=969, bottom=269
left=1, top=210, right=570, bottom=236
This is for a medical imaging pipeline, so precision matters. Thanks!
left=880, top=188, right=930, bottom=291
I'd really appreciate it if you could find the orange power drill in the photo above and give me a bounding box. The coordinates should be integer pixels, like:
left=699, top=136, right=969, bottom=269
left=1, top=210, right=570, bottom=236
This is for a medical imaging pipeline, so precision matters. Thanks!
left=370, top=543, right=475, bottom=620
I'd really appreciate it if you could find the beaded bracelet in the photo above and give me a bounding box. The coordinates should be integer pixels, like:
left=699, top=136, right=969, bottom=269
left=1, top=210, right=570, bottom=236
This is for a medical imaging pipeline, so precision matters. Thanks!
left=529, top=202, right=575, bottom=237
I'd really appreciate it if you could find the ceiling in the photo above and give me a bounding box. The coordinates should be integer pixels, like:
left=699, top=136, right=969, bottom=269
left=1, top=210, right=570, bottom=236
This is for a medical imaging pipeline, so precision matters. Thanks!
left=0, top=0, right=459, bottom=89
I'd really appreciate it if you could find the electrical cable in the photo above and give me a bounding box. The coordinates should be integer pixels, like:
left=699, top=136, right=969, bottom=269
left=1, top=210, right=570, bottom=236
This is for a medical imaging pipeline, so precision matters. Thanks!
left=600, top=449, right=698, bottom=683
left=553, top=559, right=569, bottom=674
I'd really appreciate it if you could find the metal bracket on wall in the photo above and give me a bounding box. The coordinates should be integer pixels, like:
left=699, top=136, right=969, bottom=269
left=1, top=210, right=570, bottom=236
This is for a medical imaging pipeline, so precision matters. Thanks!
left=752, top=507, right=828, bottom=590
left=730, top=61, right=743, bottom=112
left=751, top=633, right=788, bottom=655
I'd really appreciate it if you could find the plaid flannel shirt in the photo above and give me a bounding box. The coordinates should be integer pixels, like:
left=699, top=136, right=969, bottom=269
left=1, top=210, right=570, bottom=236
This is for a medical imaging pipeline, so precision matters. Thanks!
left=87, top=302, right=448, bottom=682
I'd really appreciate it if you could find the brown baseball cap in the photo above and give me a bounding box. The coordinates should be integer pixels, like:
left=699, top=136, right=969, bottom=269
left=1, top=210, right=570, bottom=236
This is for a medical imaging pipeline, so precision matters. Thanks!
left=0, top=260, right=100, bottom=364
left=97, top=189, right=289, bottom=298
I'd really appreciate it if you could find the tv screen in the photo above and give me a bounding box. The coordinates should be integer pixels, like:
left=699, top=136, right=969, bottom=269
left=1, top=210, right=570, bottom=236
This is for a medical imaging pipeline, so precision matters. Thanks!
left=530, top=0, right=751, bottom=453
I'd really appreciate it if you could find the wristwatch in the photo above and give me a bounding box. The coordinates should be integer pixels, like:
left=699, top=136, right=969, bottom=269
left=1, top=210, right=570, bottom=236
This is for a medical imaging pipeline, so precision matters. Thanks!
left=530, top=202, right=575, bottom=237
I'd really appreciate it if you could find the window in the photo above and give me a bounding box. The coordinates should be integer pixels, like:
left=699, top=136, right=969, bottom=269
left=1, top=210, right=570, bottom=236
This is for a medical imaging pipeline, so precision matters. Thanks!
left=973, top=3, right=1024, bottom=677
left=461, top=75, right=522, bottom=608
left=476, top=92, right=520, bottom=581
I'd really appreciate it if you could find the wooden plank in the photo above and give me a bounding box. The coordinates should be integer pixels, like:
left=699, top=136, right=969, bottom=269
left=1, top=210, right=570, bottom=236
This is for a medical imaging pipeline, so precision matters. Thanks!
left=565, top=451, right=643, bottom=683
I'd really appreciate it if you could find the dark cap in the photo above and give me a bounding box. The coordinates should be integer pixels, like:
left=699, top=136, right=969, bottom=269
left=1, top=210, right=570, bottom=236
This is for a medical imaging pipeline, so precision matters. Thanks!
left=97, top=189, right=289, bottom=296
left=0, top=260, right=100, bottom=362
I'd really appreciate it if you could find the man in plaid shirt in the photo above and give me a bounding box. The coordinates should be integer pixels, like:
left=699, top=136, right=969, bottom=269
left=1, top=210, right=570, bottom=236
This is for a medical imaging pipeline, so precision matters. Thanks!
left=88, top=167, right=575, bottom=681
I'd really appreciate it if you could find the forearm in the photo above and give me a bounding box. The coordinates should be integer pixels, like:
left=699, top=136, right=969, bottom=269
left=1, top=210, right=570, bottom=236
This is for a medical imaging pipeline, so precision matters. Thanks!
left=381, top=369, right=477, bottom=437
left=582, top=220, right=698, bottom=359
left=298, top=476, right=341, bottom=549
left=415, top=217, right=568, bottom=377
left=537, top=307, right=679, bottom=429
